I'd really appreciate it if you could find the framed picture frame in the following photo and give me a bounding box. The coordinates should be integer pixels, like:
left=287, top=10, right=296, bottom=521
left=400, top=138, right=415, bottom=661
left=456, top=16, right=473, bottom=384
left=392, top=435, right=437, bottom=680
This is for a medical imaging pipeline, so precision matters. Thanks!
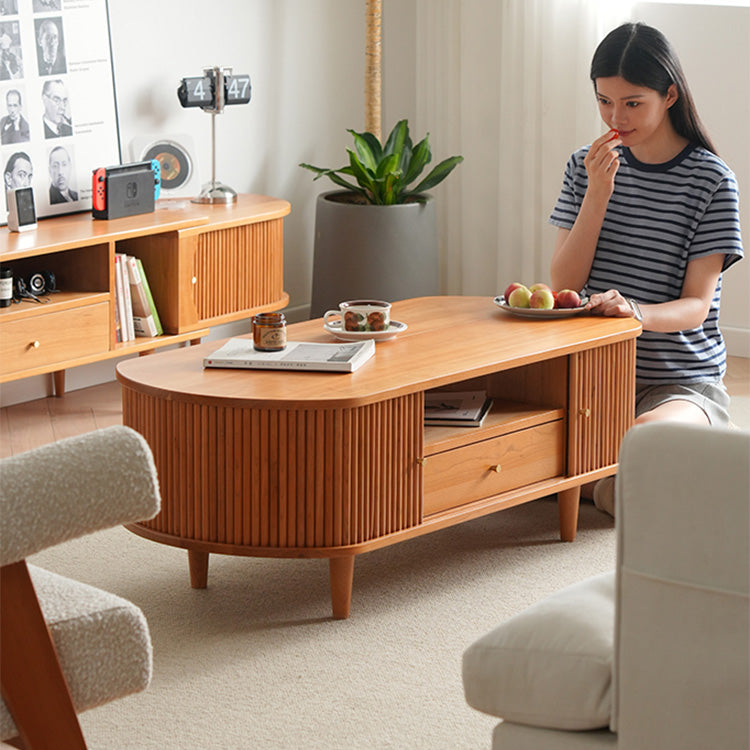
left=1, top=0, right=119, bottom=224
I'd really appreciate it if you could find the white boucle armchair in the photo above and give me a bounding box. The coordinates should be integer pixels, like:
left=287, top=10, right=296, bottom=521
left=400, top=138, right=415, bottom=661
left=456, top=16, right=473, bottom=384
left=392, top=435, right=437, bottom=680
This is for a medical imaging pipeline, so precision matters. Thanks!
left=0, top=426, right=161, bottom=749
left=463, top=422, right=750, bottom=750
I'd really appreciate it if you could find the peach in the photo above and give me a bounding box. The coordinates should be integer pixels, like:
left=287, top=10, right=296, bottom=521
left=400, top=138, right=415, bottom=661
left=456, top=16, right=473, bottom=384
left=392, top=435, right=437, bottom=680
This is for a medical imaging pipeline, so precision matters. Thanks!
left=556, top=289, right=581, bottom=309
left=530, top=288, right=555, bottom=309
left=507, top=286, right=531, bottom=308
left=504, top=282, right=526, bottom=301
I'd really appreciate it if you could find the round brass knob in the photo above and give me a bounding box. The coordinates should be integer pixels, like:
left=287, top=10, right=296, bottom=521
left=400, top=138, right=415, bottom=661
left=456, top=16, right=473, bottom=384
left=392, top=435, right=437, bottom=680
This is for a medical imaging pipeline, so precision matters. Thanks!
left=579, top=408, right=591, bottom=418
left=191, top=276, right=198, bottom=285
left=490, top=464, right=502, bottom=473
left=31, top=340, right=40, bottom=349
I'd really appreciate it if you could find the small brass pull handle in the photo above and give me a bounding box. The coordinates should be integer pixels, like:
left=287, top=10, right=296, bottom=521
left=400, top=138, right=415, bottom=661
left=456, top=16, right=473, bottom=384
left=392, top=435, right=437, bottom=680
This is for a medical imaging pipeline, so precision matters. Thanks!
left=191, top=276, right=198, bottom=285
left=416, top=457, right=426, bottom=466
left=31, top=340, right=40, bottom=349
left=490, top=464, right=502, bottom=473
left=579, top=408, right=591, bottom=418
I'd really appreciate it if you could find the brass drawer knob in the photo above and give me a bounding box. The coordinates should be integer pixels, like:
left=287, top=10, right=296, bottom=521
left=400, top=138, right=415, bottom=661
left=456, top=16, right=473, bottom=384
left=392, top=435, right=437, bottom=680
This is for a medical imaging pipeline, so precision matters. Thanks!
left=490, top=464, right=502, bottom=473
left=416, top=457, right=426, bottom=466
left=31, top=340, right=40, bottom=349
left=191, top=276, right=198, bottom=285
left=579, top=408, right=591, bottom=418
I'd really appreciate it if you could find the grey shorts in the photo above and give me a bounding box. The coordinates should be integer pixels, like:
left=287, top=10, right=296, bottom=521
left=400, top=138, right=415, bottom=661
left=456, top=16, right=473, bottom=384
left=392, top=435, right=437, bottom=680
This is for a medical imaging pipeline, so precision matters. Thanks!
left=635, top=381, right=731, bottom=427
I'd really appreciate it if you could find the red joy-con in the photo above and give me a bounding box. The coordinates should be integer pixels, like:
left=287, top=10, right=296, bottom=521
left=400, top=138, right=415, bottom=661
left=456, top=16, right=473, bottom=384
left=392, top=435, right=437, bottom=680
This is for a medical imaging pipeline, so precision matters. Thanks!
left=92, top=167, right=107, bottom=212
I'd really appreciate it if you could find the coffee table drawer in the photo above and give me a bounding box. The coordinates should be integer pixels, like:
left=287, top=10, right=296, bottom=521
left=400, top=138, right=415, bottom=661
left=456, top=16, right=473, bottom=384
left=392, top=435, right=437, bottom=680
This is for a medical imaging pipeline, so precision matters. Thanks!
left=423, top=420, right=565, bottom=516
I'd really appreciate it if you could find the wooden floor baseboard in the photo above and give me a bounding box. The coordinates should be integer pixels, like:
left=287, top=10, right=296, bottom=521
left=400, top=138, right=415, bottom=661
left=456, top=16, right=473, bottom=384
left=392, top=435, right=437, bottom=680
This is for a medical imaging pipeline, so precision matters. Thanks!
left=1, top=357, right=748, bottom=458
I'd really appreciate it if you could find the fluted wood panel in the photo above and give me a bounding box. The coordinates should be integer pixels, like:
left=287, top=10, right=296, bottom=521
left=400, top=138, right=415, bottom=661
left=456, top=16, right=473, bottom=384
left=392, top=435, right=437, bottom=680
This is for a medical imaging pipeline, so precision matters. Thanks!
left=123, top=388, right=423, bottom=549
left=193, top=219, right=284, bottom=320
left=568, top=340, right=636, bottom=475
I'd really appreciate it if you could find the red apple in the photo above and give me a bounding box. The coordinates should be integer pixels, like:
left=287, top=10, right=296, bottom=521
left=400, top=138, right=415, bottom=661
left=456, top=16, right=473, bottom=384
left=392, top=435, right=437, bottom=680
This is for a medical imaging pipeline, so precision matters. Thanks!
left=504, top=282, right=526, bottom=301
left=556, top=289, right=581, bottom=309
left=530, top=288, right=555, bottom=309
left=507, top=285, right=531, bottom=308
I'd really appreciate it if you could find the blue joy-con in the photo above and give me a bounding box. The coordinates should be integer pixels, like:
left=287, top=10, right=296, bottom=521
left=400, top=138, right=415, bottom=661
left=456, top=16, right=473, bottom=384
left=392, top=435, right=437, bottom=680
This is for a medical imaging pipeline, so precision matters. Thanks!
left=151, top=159, right=161, bottom=200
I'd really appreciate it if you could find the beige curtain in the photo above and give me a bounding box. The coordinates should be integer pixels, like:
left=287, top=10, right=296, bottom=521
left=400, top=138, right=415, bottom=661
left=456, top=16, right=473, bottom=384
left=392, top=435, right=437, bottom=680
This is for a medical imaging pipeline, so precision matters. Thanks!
left=415, top=0, right=632, bottom=295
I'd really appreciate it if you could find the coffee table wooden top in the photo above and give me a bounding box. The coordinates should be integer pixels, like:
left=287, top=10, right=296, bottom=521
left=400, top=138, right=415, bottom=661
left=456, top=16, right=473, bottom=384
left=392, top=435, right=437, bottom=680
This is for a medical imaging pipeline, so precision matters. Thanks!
left=116, top=296, right=640, bottom=409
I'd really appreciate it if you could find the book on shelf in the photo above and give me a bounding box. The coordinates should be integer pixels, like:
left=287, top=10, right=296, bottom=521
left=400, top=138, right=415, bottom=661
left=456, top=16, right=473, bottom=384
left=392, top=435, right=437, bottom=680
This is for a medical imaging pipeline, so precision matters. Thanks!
left=204, top=338, right=376, bottom=373
left=136, top=257, right=163, bottom=335
left=113, top=266, right=123, bottom=343
left=116, top=253, right=135, bottom=341
left=126, top=255, right=159, bottom=338
left=424, top=390, right=493, bottom=427
left=113, top=254, right=130, bottom=342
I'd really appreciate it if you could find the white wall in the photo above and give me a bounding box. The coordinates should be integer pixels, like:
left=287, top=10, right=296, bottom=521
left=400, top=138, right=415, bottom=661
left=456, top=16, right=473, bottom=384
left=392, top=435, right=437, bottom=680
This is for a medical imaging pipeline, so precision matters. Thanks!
left=2, top=0, right=747, bottom=407
left=2, top=0, right=367, bottom=406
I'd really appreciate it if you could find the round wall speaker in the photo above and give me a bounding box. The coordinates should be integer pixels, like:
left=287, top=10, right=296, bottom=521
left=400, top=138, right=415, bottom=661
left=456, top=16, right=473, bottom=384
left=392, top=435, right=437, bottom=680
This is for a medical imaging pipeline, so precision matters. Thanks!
left=129, top=134, right=200, bottom=198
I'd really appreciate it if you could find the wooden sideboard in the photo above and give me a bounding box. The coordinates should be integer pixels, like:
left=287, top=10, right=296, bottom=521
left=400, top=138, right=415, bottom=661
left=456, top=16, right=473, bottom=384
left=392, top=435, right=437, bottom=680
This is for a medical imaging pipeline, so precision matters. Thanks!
left=0, top=194, right=289, bottom=394
left=117, top=297, right=640, bottom=619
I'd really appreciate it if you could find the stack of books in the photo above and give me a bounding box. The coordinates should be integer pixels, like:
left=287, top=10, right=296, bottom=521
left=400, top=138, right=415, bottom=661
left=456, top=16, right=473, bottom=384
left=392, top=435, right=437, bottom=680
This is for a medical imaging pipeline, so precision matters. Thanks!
left=114, top=253, right=163, bottom=342
left=424, top=390, right=493, bottom=427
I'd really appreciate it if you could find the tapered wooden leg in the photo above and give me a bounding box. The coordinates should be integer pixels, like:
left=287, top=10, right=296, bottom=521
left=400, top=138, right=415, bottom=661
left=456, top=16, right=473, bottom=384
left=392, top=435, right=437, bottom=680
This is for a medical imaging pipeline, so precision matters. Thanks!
left=188, top=549, right=209, bottom=588
left=558, top=486, right=581, bottom=542
left=53, top=369, right=65, bottom=397
left=329, top=556, right=355, bottom=620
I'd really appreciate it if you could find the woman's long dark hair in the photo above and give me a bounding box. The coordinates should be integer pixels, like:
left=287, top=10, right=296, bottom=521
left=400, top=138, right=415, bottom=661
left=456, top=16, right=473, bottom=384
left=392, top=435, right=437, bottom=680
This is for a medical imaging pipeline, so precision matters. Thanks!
left=590, top=23, right=717, bottom=155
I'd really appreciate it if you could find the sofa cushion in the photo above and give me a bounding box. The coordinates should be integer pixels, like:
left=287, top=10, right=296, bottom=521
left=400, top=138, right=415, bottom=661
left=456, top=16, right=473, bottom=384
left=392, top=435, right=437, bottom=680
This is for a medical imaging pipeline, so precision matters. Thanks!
left=0, top=564, right=152, bottom=741
left=462, top=571, right=614, bottom=731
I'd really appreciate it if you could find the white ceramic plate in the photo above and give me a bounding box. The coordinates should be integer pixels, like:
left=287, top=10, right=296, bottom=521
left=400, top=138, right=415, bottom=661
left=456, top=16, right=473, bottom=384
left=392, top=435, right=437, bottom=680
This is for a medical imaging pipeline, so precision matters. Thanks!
left=493, top=295, right=589, bottom=319
left=324, top=319, right=408, bottom=342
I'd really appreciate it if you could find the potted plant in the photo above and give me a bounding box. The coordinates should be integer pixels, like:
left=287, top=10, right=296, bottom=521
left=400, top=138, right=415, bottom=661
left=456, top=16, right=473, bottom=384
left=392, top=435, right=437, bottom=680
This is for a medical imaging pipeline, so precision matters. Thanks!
left=302, top=119, right=463, bottom=317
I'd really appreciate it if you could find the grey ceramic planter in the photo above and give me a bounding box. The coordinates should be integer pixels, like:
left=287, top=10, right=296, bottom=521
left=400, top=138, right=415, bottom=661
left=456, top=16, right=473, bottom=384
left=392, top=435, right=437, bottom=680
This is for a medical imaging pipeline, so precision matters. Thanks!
left=309, top=190, right=439, bottom=318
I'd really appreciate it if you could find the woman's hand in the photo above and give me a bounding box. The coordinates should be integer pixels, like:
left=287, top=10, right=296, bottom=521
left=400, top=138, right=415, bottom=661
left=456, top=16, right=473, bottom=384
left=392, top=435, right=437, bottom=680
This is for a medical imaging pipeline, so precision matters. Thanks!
left=586, top=289, right=634, bottom=318
left=584, top=129, right=622, bottom=200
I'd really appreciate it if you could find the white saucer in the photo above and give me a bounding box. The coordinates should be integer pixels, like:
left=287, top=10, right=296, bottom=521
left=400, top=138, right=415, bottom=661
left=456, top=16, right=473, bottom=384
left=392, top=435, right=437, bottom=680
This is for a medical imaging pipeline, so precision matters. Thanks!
left=324, top=319, right=408, bottom=342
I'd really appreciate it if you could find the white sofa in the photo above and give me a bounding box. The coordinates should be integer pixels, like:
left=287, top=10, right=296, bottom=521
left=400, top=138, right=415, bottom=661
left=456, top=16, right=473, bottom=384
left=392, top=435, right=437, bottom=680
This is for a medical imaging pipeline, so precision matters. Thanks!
left=0, top=426, right=161, bottom=749
left=463, top=422, right=750, bottom=750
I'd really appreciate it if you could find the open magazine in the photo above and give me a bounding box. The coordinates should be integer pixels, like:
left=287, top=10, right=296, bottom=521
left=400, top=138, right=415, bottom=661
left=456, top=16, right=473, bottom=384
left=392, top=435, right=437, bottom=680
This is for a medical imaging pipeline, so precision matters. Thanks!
left=203, top=338, right=376, bottom=373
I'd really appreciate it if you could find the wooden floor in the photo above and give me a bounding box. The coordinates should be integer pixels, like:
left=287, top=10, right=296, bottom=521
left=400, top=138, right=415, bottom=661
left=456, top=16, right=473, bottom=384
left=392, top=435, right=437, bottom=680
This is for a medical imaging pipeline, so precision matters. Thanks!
left=1, top=356, right=748, bottom=458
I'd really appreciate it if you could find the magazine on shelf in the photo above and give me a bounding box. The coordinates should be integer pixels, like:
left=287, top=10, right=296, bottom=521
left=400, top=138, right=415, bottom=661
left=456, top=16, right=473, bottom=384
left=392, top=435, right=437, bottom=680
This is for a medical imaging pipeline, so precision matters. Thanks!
left=424, top=390, right=493, bottom=427
left=203, top=338, right=376, bottom=373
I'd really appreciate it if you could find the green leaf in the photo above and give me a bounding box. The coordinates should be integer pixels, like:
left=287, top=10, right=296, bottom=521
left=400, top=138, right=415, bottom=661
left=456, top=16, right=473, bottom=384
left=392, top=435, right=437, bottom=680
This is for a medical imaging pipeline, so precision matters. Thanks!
left=383, top=119, right=408, bottom=158
left=347, top=149, right=378, bottom=195
left=403, top=136, right=431, bottom=185
left=348, top=130, right=380, bottom=173
left=375, top=153, right=401, bottom=180
left=348, top=129, right=383, bottom=164
left=407, top=155, right=464, bottom=195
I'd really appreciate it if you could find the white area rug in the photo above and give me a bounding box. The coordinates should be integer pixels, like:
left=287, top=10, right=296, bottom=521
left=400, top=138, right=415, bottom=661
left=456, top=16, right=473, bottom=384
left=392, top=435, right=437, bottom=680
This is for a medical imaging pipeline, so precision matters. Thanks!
left=29, top=399, right=749, bottom=749
left=31, top=498, right=616, bottom=749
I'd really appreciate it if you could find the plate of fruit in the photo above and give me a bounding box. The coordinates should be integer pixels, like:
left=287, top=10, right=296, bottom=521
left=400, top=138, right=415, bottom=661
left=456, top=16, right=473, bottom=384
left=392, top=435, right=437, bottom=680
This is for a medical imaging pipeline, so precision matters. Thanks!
left=494, top=283, right=588, bottom=319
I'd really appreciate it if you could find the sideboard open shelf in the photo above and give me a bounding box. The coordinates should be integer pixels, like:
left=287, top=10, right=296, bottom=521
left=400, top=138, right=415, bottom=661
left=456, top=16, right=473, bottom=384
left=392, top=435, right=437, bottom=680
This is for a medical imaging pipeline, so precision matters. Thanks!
left=0, top=194, right=290, bottom=395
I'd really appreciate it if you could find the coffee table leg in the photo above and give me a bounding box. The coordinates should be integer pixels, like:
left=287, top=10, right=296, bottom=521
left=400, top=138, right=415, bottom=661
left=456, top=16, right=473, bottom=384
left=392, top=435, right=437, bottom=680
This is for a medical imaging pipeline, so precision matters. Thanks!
left=329, top=555, right=355, bottom=620
left=188, top=549, right=209, bottom=588
left=558, top=486, right=581, bottom=542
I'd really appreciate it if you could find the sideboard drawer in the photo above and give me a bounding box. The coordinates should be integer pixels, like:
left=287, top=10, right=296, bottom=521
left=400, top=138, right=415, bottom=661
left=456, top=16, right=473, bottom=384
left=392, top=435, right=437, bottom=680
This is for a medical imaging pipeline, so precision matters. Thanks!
left=423, top=420, right=565, bottom=516
left=0, top=303, right=110, bottom=376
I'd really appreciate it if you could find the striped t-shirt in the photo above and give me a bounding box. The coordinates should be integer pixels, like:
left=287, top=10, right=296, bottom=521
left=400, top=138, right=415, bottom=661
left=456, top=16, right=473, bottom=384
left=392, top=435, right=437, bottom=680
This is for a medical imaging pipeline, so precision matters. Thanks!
left=549, top=144, right=743, bottom=385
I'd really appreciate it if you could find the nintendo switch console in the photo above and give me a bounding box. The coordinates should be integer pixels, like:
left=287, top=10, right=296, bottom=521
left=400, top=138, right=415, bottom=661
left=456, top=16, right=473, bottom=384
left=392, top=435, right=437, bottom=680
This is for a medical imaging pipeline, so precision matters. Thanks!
left=92, top=160, right=161, bottom=220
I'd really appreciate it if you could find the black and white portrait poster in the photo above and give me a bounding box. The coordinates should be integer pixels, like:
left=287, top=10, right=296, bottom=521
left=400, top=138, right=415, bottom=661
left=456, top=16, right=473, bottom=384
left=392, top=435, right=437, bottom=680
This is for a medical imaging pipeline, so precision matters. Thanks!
left=0, top=0, right=119, bottom=223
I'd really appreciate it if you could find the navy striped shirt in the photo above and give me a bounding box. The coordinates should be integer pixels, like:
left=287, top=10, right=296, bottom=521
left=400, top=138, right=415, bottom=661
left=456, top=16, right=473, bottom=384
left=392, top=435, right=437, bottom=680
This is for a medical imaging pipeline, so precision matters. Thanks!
left=550, top=144, right=743, bottom=384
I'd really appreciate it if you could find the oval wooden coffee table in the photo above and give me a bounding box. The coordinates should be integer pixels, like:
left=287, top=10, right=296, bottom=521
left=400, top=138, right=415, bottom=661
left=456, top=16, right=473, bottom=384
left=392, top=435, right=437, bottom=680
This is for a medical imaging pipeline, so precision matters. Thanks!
left=117, top=296, right=639, bottom=618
